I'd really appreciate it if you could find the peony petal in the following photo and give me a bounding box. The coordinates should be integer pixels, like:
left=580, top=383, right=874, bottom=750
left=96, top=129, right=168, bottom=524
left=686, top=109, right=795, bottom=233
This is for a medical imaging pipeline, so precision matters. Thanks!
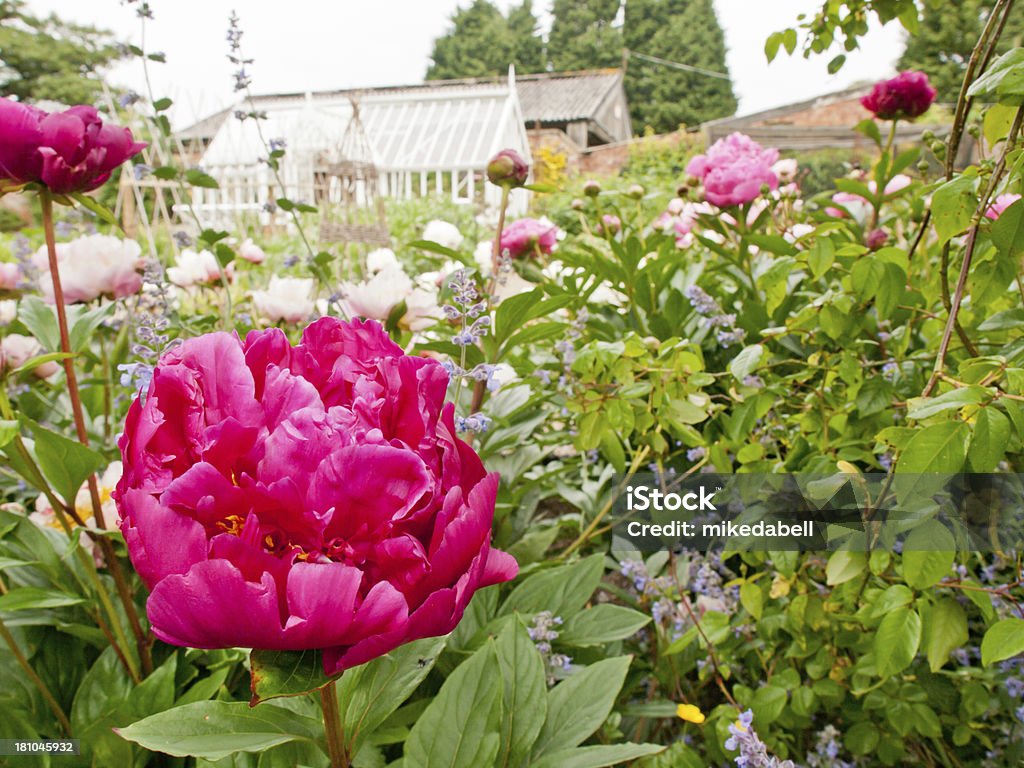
left=118, top=488, right=207, bottom=587
left=146, top=558, right=286, bottom=649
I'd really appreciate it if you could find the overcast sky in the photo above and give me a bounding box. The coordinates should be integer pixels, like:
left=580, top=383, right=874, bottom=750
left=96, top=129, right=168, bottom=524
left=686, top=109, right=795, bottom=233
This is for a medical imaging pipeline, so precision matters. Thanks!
left=23, top=0, right=905, bottom=127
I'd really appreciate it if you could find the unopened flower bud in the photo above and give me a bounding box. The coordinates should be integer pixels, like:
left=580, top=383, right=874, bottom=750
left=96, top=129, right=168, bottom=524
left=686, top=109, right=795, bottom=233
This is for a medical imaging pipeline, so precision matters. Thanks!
left=570, top=197, right=585, bottom=210
left=627, top=184, right=645, bottom=199
left=583, top=179, right=601, bottom=197
left=486, top=148, right=529, bottom=188
left=865, top=228, right=888, bottom=250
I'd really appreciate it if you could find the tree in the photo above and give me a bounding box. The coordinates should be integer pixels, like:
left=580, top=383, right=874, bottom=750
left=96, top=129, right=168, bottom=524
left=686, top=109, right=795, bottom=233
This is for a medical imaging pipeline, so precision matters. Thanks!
left=0, top=0, right=122, bottom=105
left=548, top=0, right=623, bottom=72
left=623, top=0, right=737, bottom=132
left=427, top=0, right=545, bottom=80
left=507, top=1, right=546, bottom=74
left=897, top=0, right=1024, bottom=104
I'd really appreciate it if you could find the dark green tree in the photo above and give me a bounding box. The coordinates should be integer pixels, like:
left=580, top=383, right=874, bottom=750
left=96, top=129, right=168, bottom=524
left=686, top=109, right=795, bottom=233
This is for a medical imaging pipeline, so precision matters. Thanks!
left=897, top=0, right=1024, bottom=103
left=547, top=0, right=623, bottom=72
left=427, top=0, right=545, bottom=80
left=507, top=0, right=546, bottom=74
left=0, top=0, right=122, bottom=104
left=623, top=0, right=737, bottom=132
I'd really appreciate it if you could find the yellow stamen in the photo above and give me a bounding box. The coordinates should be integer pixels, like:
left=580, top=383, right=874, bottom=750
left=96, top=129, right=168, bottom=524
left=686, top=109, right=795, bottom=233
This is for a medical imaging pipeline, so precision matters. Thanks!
left=215, top=514, right=245, bottom=536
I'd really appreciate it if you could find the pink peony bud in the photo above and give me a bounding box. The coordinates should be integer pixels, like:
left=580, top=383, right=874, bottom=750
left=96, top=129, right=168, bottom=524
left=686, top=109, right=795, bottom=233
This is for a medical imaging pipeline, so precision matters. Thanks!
left=599, top=214, right=621, bottom=235
left=0, top=98, right=146, bottom=193
left=486, top=148, right=529, bottom=188
left=114, top=318, right=518, bottom=675
left=0, top=262, right=20, bottom=290
left=865, top=228, right=889, bottom=250
left=861, top=71, right=937, bottom=121
left=985, top=193, right=1022, bottom=220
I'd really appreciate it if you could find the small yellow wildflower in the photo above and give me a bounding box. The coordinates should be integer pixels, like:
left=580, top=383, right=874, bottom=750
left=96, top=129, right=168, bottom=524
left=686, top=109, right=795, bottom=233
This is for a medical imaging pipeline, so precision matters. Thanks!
left=676, top=703, right=705, bottom=724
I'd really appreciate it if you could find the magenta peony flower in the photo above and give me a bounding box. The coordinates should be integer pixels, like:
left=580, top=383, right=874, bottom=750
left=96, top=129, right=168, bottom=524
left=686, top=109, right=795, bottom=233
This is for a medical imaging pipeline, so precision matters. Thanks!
left=486, top=148, right=529, bottom=188
left=685, top=133, right=779, bottom=207
left=0, top=98, right=146, bottom=194
left=986, top=192, right=1022, bottom=220
left=861, top=71, right=937, bottom=121
left=500, top=217, right=558, bottom=258
left=114, top=318, right=517, bottom=674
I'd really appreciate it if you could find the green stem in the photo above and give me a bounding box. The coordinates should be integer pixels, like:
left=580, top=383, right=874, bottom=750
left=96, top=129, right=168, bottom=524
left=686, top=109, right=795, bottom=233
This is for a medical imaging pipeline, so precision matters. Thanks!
left=320, top=680, right=350, bottom=768
left=0, top=615, right=72, bottom=735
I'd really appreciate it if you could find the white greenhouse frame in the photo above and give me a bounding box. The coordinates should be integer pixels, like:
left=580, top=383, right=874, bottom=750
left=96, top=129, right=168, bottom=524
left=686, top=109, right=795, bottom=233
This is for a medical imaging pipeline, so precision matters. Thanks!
left=187, top=69, right=532, bottom=228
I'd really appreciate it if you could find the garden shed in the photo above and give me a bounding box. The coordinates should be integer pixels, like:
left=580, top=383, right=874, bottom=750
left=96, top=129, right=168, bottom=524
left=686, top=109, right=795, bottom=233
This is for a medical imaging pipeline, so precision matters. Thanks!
left=184, top=68, right=531, bottom=227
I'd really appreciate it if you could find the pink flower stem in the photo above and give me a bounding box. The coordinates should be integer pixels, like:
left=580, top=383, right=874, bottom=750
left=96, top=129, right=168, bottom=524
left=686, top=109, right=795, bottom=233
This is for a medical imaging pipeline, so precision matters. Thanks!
left=320, top=680, right=351, bottom=768
left=40, top=190, right=154, bottom=678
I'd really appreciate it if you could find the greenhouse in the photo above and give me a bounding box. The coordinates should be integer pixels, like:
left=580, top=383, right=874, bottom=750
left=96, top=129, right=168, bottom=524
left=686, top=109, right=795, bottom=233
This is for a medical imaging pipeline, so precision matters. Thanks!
left=187, top=69, right=532, bottom=226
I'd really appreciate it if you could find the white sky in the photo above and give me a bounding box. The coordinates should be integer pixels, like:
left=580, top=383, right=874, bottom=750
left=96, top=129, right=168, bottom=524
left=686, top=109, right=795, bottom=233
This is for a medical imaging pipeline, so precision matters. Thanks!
left=22, top=0, right=906, bottom=128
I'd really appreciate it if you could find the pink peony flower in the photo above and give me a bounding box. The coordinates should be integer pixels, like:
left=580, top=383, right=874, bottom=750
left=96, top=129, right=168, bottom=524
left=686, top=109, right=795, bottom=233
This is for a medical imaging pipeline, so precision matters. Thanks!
left=31, top=234, right=143, bottom=303
left=0, top=262, right=19, bottom=290
left=599, top=214, right=621, bottom=235
left=685, top=133, right=779, bottom=207
left=986, top=193, right=1022, bottom=220
left=0, top=99, right=146, bottom=193
left=828, top=175, right=913, bottom=220
left=114, top=318, right=517, bottom=674
left=238, top=238, right=266, bottom=264
left=500, top=217, right=558, bottom=258
left=861, top=71, right=937, bottom=121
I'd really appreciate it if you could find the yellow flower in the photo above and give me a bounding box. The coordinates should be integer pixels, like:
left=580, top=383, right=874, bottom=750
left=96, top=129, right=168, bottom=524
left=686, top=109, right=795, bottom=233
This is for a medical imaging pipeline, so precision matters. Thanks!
left=676, top=703, right=705, bottom=724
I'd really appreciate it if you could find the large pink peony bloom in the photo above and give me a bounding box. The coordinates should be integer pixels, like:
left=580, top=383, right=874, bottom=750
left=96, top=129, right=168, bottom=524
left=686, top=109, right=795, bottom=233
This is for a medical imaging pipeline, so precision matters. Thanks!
left=0, top=99, right=146, bottom=194
left=685, top=133, right=779, bottom=207
left=861, top=71, right=936, bottom=121
left=500, top=217, right=558, bottom=258
left=114, top=318, right=517, bottom=675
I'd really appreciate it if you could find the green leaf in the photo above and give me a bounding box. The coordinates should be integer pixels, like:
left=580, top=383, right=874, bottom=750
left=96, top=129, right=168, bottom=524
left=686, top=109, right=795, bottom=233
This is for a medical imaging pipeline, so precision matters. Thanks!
left=983, top=103, right=1017, bottom=145
left=895, top=421, right=970, bottom=474
left=0, top=587, right=85, bottom=612
left=0, top=420, right=20, bottom=450
left=978, top=308, right=1024, bottom=330
left=495, top=620, right=547, bottom=768
left=405, top=641, right=502, bottom=768
left=729, top=344, right=764, bottom=381
left=751, top=685, right=787, bottom=724
left=8, top=351, right=73, bottom=377
left=249, top=649, right=335, bottom=703
left=23, top=417, right=106, bottom=508
left=185, top=169, right=220, bottom=189
left=500, top=554, right=604, bottom=619
left=152, top=97, right=173, bottom=112
left=925, top=598, right=968, bottom=672
left=494, top=289, right=572, bottom=347
left=969, top=408, right=1010, bottom=472
left=407, top=239, right=462, bottom=259
left=967, top=47, right=1024, bottom=104
left=338, top=636, right=446, bottom=755
left=827, top=54, right=846, bottom=73
left=875, top=608, right=922, bottom=678
left=114, top=701, right=322, bottom=761
left=765, top=32, right=782, bottom=62
left=854, top=119, right=883, bottom=147
left=931, top=174, right=978, bottom=245
left=17, top=296, right=59, bottom=352
left=981, top=618, right=1024, bottom=666
left=530, top=743, right=664, bottom=768
left=71, top=192, right=120, bottom=227
left=905, top=387, right=988, bottom=420
left=826, top=551, right=865, bottom=585
left=991, top=198, right=1024, bottom=258
left=902, top=520, right=955, bottom=590
left=558, top=605, right=651, bottom=646
left=531, top=656, right=631, bottom=759
left=740, top=582, right=764, bottom=620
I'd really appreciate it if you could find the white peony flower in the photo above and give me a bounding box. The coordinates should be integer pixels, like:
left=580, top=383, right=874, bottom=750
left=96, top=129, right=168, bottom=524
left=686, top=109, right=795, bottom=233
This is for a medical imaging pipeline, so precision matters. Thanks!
left=251, top=276, right=315, bottom=323
left=0, top=334, right=59, bottom=378
left=403, top=287, right=443, bottom=331
left=0, top=299, right=16, bottom=326
left=167, top=249, right=231, bottom=288
left=474, top=241, right=494, bottom=276
left=422, top=220, right=464, bottom=250
left=366, top=248, right=400, bottom=274
left=771, top=158, right=798, bottom=183
left=32, top=234, right=143, bottom=303
left=340, top=264, right=414, bottom=321
left=238, top=238, right=266, bottom=264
